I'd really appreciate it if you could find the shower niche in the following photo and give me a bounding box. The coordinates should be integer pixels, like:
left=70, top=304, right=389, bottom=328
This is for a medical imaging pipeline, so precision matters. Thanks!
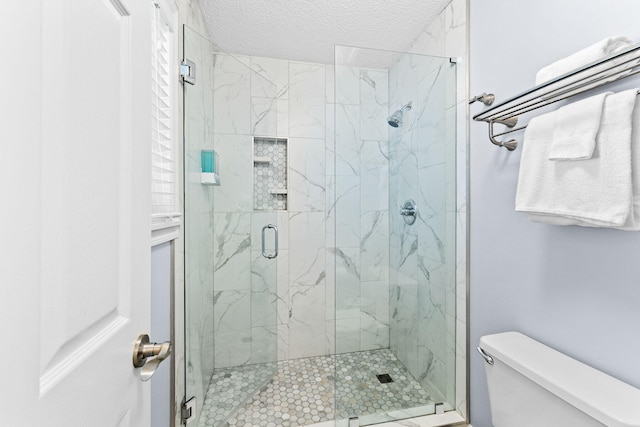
left=253, top=137, right=288, bottom=211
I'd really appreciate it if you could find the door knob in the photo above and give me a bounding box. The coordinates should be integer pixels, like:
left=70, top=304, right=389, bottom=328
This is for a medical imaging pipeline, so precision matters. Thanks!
left=132, top=334, right=172, bottom=381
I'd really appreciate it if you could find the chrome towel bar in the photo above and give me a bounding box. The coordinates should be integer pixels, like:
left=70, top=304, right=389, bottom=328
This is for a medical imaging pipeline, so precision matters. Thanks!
left=472, top=42, right=640, bottom=150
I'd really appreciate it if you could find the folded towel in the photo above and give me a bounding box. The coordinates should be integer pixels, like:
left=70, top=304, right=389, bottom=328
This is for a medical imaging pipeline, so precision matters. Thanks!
left=529, top=90, right=640, bottom=230
left=536, top=36, right=633, bottom=85
left=516, top=89, right=637, bottom=228
left=548, top=92, right=612, bottom=160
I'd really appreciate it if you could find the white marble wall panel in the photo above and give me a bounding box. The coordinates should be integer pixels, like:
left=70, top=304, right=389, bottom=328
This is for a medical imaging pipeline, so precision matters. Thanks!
left=360, top=140, right=389, bottom=212
left=289, top=62, right=326, bottom=138
left=417, top=164, right=447, bottom=264
left=325, top=64, right=335, bottom=104
left=417, top=71, right=448, bottom=168
left=276, top=99, right=289, bottom=138
left=418, top=260, right=446, bottom=361
left=289, top=282, right=326, bottom=359
left=392, top=284, right=419, bottom=375
left=394, top=220, right=419, bottom=286
left=325, top=175, right=336, bottom=249
left=389, top=130, right=418, bottom=192
left=325, top=318, right=336, bottom=354
left=213, top=212, right=251, bottom=291
left=335, top=104, right=361, bottom=176
left=213, top=54, right=251, bottom=135
left=360, top=69, right=389, bottom=141
left=251, top=97, right=278, bottom=136
left=334, top=247, right=360, bottom=321
left=335, top=65, right=360, bottom=105
left=289, top=138, right=326, bottom=212
left=213, top=134, right=253, bottom=212
left=251, top=325, right=278, bottom=365
left=276, top=249, right=290, bottom=326
left=288, top=212, right=327, bottom=358
left=360, top=210, right=389, bottom=282
left=250, top=56, right=289, bottom=99
left=214, top=290, right=251, bottom=368
left=325, top=247, right=336, bottom=322
left=336, top=317, right=360, bottom=353
left=250, top=250, right=278, bottom=327
left=277, top=323, right=290, bottom=361
left=325, top=103, right=336, bottom=178
left=334, top=175, right=360, bottom=248
left=360, top=281, right=390, bottom=351
left=444, top=107, right=457, bottom=213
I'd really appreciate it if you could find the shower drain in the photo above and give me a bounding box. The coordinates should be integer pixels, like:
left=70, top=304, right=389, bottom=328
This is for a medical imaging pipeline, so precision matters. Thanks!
left=376, top=373, right=394, bottom=384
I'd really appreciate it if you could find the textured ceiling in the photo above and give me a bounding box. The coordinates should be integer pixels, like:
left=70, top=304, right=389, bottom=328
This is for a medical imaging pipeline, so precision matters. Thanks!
left=199, top=0, right=452, bottom=65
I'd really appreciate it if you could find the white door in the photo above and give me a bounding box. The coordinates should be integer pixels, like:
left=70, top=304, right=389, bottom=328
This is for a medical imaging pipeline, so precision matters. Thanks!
left=0, top=0, right=155, bottom=426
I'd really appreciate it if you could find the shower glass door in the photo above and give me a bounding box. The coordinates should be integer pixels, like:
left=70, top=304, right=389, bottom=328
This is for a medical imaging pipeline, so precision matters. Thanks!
left=183, top=25, right=280, bottom=426
left=333, top=45, right=457, bottom=425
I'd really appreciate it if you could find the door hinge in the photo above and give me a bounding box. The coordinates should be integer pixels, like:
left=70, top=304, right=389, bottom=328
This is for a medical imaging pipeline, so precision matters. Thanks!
left=180, top=59, right=196, bottom=85
left=181, top=396, right=196, bottom=424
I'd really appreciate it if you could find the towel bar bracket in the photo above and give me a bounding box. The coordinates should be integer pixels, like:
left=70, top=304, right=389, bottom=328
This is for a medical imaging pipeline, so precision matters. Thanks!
left=489, top=118, right=519, bottom=151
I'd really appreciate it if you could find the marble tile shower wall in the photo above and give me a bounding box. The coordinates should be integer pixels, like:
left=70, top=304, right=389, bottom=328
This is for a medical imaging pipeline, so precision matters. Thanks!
left=211, top=53, right=390, bottom=368
left=388, top=54, right=457, bottom=404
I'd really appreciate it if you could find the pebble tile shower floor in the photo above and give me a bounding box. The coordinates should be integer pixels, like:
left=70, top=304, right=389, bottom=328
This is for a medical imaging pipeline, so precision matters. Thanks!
left=198, top=349, right=433, bottom=427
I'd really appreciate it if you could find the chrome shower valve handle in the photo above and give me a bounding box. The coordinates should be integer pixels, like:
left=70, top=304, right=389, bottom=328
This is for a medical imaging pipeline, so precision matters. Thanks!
left=400, top=199, right=417, bottom=225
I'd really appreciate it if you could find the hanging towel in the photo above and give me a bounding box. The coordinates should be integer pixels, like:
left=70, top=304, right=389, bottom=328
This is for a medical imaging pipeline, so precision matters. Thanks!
left=548, top=92, right=612, bottom=160
left=528, top=91, right=640, bottom=230
left=515, top=89, right=637, bottom=228
left=535, top=36, right=633, bottom=85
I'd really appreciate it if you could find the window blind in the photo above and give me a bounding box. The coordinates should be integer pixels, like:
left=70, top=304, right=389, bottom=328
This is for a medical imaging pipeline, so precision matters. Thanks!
left=151, top=4, right=178, bottom=219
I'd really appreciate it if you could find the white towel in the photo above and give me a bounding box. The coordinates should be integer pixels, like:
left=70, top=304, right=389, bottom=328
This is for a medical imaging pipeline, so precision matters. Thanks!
left=516, top=89, right=637, bottom=228
left=536, top=36, right=633, bottom=85
left=548, top=92, right=612, bottom=160
left=528, top=90, right=640, bottom=230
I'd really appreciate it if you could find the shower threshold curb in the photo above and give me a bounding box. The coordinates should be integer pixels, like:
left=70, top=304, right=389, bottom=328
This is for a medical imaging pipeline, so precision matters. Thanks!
left=307, top=411, right=466, bottom=427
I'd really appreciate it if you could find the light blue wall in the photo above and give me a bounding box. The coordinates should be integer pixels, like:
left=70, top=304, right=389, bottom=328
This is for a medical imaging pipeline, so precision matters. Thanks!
left=470, top=1, right=640, bottom=426
left=151, top=242, right=172, bottom=427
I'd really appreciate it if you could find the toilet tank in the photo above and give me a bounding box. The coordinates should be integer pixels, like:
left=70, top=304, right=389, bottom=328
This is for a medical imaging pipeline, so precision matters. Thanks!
left=478, top=332, right=640, bottom=427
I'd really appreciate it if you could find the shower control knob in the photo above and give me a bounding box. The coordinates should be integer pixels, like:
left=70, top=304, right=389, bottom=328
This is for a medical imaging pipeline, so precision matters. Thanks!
left=400, top=199, right=417, bottom=225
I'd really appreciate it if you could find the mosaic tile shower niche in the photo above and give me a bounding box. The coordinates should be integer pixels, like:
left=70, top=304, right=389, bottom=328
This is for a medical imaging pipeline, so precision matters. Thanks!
left=254, top=137, right=288, bottom=211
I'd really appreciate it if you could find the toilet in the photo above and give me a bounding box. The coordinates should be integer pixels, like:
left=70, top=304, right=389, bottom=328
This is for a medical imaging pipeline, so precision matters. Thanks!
left=478, top=332, right=640, bottom=427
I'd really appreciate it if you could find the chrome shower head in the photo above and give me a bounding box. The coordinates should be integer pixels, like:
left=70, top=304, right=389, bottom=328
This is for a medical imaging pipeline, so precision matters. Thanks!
left=387, top=101, right=412, bottom=128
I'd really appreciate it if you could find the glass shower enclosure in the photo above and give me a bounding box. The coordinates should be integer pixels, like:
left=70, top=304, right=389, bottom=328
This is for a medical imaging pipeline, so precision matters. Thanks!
left=182, top=25, right=458, bottom=426
left=333, top=46, right=458, bottom=424
left=183, top=25, right=280, bottom=425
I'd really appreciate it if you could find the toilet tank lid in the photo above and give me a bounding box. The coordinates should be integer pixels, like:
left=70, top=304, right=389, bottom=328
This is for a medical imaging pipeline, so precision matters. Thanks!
left=479, top=332, right=640, bottom=427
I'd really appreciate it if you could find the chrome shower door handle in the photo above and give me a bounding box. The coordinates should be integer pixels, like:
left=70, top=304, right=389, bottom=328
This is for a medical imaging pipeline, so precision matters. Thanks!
left=261, top=224, right=278, bottom=259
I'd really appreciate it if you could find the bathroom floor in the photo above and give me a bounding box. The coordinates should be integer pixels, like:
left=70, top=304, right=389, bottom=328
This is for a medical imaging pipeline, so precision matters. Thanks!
left=197, top=349, right=433, bottom=427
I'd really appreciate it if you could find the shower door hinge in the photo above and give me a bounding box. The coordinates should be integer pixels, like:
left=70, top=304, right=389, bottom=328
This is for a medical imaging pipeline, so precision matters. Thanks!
left=181, top=396, right=196, bottom=424
left=180, top=59, right=196, bottom=85
left=435, top=402, right=445, bottom=414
